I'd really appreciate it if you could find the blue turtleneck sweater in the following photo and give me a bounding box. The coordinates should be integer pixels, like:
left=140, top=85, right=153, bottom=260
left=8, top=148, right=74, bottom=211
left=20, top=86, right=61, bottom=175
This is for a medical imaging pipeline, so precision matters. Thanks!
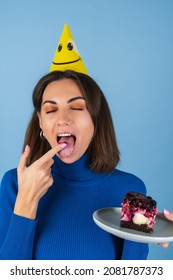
left=0, top=154, right=148, bottom=260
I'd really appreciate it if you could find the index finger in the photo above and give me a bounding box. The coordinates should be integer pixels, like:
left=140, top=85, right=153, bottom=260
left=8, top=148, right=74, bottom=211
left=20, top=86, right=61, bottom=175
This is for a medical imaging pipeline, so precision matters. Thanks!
left=37, top=143, right=67, bottom=165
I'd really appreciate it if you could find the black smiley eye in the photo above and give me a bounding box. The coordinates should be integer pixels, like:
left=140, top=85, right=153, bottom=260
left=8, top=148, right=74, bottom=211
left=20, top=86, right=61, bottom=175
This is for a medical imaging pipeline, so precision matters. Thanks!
left=67, top=42, right=73, bottom=51
left=57, top=44, right=62, bottom=52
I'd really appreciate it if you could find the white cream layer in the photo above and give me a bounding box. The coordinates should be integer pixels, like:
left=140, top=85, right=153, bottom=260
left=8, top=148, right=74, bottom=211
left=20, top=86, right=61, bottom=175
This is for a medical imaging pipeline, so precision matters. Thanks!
left=132, top=213, right=149, bottom=225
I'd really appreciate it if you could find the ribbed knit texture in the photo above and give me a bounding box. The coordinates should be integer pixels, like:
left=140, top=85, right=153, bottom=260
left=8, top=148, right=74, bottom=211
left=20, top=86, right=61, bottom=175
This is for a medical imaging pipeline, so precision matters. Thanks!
left=0, top=154, right=149, bottom=260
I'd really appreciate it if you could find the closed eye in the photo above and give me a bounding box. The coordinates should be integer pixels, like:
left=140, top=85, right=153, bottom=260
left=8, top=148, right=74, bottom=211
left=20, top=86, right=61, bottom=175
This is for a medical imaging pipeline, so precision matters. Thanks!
left=71, top=108, right=83, bottom=111
left=46, top=109, right=57, bottom=114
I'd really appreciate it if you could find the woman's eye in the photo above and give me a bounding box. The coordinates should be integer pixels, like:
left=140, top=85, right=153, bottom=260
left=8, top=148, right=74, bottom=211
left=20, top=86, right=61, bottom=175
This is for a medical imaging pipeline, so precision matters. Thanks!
left=71, top=108, right=83, bottom=111
left=46, top=109, right=57, bottom=114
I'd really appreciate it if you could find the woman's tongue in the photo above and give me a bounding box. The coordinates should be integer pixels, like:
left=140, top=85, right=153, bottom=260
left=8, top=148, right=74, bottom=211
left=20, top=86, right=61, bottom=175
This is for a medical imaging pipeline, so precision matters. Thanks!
left=58, top=136, right=75, bottom=158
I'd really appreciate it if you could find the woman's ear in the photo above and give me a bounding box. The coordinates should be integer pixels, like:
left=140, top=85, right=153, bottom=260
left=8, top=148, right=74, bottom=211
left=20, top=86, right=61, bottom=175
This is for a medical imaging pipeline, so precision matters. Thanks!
left=37, top=112, right=42, bottom=129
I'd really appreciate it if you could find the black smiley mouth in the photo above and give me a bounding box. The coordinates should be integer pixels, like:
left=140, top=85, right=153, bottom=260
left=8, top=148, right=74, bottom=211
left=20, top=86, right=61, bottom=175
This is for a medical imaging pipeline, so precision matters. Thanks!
left=53, top=57, right=81, bottom=66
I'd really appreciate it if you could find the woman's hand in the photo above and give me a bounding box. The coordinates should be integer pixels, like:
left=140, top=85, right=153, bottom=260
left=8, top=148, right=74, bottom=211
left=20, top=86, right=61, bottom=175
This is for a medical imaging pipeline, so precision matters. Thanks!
left=14, top=144, right=66, bottom=220
left=160, top=209, right=173, bottom=248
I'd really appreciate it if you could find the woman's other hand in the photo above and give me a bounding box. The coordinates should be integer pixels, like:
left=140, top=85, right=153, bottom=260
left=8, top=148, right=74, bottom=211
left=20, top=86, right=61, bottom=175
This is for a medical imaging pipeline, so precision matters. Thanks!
left=160, top=209, right=173, bottom=248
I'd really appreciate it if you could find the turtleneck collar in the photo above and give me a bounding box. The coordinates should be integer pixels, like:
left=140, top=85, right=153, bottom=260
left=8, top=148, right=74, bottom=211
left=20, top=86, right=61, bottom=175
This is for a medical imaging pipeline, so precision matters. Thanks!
left=52, top=153, right=109, bottom=185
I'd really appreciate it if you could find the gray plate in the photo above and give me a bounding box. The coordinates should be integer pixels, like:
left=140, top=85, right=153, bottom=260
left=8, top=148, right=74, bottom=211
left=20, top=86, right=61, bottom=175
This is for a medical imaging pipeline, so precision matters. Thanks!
left=93, top=207, right=173, bottom=243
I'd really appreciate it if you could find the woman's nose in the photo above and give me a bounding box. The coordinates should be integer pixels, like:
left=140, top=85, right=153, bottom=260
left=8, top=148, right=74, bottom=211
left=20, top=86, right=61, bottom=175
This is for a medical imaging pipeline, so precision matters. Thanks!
left=56, top=110, right=71, bottom=126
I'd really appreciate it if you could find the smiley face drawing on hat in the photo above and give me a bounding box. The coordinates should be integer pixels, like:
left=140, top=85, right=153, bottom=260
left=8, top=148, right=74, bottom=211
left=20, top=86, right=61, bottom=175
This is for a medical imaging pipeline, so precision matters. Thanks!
left=50, top=24, right=88, bottom=75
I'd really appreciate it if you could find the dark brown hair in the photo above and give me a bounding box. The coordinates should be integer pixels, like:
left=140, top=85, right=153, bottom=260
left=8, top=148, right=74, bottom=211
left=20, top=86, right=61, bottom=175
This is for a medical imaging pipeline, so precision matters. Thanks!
left=23, top=70, right=120, bottom=173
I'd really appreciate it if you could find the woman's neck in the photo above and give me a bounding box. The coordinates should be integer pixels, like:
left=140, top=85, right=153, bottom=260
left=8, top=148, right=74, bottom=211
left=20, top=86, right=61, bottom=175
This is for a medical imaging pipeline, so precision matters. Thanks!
left=52, top=153, right=108, bottom=184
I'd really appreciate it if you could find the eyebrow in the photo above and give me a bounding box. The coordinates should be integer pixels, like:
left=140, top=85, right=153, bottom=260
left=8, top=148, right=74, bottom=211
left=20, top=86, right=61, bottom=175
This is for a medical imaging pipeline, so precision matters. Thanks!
left=42, top=96, right=85, bottom=105
left=42, top=100, right=57, bottom=105
left=67, top=96, right=85, bottom=104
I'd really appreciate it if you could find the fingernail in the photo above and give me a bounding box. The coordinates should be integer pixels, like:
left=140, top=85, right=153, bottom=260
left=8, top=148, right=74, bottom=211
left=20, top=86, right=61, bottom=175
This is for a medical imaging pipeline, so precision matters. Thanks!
left=162, top=243, right=169, bottom=248
left=164, top=209, right=170, bottom=216
left=60, top=143, right=67, bottom=149
left=25, top=145, right=29, bottom=152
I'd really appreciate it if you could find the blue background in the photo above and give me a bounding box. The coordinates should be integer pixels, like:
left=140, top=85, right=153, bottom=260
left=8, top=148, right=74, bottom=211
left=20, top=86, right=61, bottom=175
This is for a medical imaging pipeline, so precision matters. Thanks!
left=0, top=0, right=173, bottom=259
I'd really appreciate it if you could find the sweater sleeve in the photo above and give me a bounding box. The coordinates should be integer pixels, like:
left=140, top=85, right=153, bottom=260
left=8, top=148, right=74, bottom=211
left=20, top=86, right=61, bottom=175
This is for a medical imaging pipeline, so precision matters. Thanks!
left=0, top=169, right=37, bottom=260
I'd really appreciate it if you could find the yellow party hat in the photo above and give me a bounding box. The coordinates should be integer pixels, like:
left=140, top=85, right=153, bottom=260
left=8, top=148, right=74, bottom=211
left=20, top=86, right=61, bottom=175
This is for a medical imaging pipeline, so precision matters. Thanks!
left=50, top=24, right=88, bottom=75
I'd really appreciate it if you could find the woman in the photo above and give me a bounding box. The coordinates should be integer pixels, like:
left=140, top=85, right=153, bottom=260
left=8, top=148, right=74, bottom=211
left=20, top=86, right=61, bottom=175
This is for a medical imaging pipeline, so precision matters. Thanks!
left=0, top=70, right=152, bottom=259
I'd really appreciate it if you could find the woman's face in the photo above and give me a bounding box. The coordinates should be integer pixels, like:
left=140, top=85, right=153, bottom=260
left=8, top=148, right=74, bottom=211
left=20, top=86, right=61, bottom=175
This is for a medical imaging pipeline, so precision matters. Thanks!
left=38, top=78, right=94, bottom=163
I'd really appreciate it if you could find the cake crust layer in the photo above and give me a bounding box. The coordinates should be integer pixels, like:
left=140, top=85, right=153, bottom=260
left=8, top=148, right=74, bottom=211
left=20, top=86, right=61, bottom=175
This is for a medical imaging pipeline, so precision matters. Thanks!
left=120, top=220, right=153, bottom=233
